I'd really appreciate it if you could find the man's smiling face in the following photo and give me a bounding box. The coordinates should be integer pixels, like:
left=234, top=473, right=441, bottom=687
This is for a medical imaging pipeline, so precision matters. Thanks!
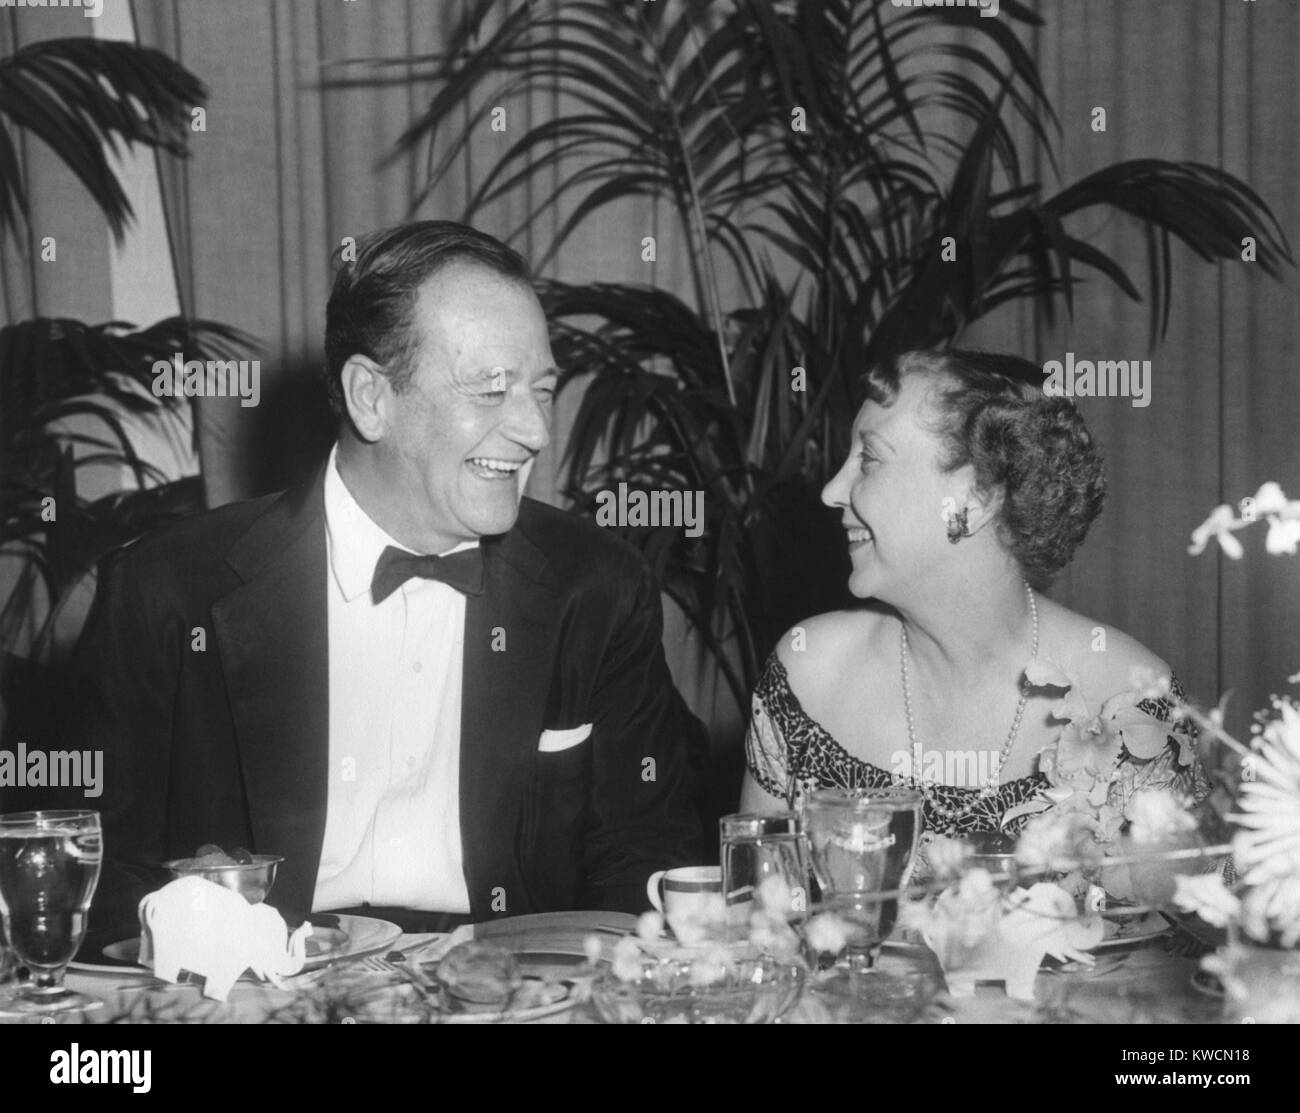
left=373, top=262, right=558, bottom=549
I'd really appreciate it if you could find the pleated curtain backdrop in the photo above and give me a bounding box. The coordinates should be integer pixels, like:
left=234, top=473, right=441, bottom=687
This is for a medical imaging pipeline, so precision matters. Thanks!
left=1, top=6, right=117, bottom=323
left=4, top=0, right=1296, bottom=750
left=963, top=0, right=1300, bottom=742
left=131, top=0, right=701, bottom=504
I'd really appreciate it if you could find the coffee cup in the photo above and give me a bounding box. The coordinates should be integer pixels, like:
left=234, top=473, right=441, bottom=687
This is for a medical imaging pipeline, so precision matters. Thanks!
left=646, top=866, right=725, bottom=941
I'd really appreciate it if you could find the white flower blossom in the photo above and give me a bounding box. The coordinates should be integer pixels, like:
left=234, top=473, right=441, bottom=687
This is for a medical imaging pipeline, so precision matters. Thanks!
left=1015, top=810, right=1101, bottom=874
left=1251, top=482, right=1290, bottom=516
left=1173, top=873, right=1241, bottom=927
left=756, top=875, right=793, bottom=915
left=612, top=935, right=645, bottom=982
left=1126, top=788, right=1197, bottom=844
left=1231, top=700, right=1300, bottom=885
left=956, top=867, right=998, bottom=905
left=803, top=911, right=850, bottom=956
left=1183, top=486, right=1300, bottom=947
left=924, top=836, right=970, bottom=879
left=1242, top=878, right=1300, bottom=948
left=1128, top=667, right=1172, bottom=701
left=1188, top=504, right=1244, bottom=559
left=636, top=910, right=664, bottom=942
left=1265, top=515, right=1300, bottom=555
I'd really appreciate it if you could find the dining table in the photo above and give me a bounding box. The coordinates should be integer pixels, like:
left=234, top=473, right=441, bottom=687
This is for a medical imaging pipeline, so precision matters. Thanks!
left=2, top=910, right=1228, bottom=1025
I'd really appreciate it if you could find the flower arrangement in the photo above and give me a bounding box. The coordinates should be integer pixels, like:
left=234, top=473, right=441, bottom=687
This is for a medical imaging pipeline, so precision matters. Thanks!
left=1187, top=481, right=1300, bottom=558
left=827, top=483, right=1300, bottom=1006
left=595, top=876, right=845, bottom=979
left=898, top=863, right=1105, bottom=1000
left=859, top=485, right=1300, bottom=1010
left=1170, top=697, right=1300, bottom=948
left=1168, top=484, right=1300, bottom=950
left=991, top=657, right=1210, bottom=911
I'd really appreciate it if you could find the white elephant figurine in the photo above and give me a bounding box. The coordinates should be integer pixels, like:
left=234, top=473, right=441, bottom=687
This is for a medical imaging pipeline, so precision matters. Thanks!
left=923, top=881, right=1104, bottom=1001
left=138, top=877, right=313, bottom=1001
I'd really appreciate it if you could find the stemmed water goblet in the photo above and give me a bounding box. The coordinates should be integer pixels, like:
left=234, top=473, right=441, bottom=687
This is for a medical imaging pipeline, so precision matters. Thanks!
left=803, top=787, right=924, bottom=982
left=0, top=809, right=104, bottom=1015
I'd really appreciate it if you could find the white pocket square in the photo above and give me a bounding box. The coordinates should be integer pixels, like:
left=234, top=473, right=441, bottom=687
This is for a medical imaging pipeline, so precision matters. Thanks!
left=538, top=724, right=593, bottom=753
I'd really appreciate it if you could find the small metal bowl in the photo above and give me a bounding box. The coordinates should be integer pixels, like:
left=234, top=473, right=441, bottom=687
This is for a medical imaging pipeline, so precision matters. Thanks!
left=162, top=854, right=283, bottom=904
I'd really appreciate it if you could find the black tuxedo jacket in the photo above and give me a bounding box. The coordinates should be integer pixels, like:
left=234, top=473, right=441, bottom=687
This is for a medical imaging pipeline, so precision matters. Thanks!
left=62, top=464, right=707, bottom=944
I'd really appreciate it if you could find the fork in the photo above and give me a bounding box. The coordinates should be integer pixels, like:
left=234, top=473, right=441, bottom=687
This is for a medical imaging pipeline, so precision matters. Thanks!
left=282, top=946, right=428, bottom=993
left=355, top=954, right=441, bottom=1002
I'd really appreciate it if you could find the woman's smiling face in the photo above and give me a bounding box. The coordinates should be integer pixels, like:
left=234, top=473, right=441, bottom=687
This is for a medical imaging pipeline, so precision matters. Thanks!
left=821, top=371, right=973, bottom=600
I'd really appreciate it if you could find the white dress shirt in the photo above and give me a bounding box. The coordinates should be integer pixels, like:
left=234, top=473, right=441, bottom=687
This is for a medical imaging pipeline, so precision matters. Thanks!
left=313, top=445, right=473, bottom=913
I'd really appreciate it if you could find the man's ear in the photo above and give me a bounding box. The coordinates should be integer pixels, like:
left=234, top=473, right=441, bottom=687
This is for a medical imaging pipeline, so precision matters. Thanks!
left=339, top=355, right=391, bottom=443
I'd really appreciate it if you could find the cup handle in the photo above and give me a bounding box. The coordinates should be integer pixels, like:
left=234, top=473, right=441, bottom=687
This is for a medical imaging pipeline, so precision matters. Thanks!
left=646, top=870, right=667, bottom=913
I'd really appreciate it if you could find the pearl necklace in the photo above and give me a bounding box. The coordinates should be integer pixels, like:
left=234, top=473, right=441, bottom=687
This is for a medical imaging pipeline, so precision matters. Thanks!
left=898, top=581, right=1038, bottom=825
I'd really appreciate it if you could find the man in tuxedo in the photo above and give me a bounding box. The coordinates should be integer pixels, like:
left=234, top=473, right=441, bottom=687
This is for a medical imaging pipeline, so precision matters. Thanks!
left=65, top=220, right=707, bottom=947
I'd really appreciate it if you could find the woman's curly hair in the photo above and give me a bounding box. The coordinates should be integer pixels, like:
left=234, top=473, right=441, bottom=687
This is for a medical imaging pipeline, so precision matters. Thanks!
left=864, top=348, right=1106, bottom=589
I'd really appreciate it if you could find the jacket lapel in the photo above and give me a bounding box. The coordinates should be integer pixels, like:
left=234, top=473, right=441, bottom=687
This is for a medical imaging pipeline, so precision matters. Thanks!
left=460, top=512, right=562, bottom=919
left=211, top=468, right=329, bottom=919
left=209, top=476, right=564, bottom=922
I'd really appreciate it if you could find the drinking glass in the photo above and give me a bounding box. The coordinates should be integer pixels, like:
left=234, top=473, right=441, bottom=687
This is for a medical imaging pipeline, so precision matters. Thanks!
left=719, top=813, right=812, bottom=934
left=0, top=924, right=17, bottom=994
left=0, top=810, right=103, bottom=1014
left=803, top=787, right=923, bottom=973
left=963, top=830, right=1020, bottom=894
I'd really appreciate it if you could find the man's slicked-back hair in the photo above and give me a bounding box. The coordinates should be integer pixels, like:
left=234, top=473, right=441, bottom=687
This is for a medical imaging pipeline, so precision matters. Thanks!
left=323, top=220, right=533, bottom=419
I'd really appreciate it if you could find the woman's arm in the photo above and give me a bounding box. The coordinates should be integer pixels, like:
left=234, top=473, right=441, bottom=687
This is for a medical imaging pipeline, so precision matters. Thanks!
left=739, top=654, right=800, bottom=811
left=739, top=768, right=787, bottom=813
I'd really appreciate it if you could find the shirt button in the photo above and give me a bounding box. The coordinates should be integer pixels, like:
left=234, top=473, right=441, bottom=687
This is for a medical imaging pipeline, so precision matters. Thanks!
left=412, top=661, right=422, bottom=673
left=406, top=756, right=416, bottom=768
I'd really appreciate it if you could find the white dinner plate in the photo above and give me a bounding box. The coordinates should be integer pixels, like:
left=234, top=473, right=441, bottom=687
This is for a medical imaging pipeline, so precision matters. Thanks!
left=411, top=910, right=637, bottom=963
left=1037, top=911, right=1170, bottom=975
left=435, top=978, right=583, bottom=1024
left=72, top=913, right=402, bottom=977
left=326, top=956, right=587, bottom=1024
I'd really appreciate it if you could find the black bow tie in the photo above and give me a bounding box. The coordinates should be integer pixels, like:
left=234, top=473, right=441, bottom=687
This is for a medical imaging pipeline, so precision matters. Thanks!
left=370, top=545, right=485, bottom=603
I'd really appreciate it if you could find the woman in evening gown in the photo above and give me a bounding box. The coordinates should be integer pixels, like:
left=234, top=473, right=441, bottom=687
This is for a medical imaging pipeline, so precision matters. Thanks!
left=740, top=349, right=1202, bottom=845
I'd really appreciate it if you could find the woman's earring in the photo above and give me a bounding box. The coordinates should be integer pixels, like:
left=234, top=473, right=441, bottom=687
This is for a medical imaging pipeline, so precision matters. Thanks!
left=947, top=507, right=971, bottom=544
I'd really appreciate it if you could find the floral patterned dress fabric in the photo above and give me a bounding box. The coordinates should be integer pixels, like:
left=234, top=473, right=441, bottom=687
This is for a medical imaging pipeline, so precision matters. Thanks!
left=745, top=653, right=1200, bottom=840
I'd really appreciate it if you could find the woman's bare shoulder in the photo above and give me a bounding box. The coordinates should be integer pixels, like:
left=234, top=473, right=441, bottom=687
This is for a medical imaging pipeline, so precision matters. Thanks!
left=1039, top=598, right=1172, bottom=697
left=773, top=604, right=893, bottom=700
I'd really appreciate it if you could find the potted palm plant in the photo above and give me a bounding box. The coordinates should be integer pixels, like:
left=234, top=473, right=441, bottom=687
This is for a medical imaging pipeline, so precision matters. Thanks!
left=0, top=36, right=253, bottom=755
left=337, top=0, right=1291, bottom=718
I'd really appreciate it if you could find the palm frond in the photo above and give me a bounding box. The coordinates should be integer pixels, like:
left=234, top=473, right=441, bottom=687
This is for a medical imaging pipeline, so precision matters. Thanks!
left=0, top=317, right=258, bottom=609
left=1041, top=160, right=1294, bottom=339
left=0, top=38, right=206, bottom=240
left=0, top=316, right=258, bottom=448
left=338, top=0, right=1294, bottom=714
